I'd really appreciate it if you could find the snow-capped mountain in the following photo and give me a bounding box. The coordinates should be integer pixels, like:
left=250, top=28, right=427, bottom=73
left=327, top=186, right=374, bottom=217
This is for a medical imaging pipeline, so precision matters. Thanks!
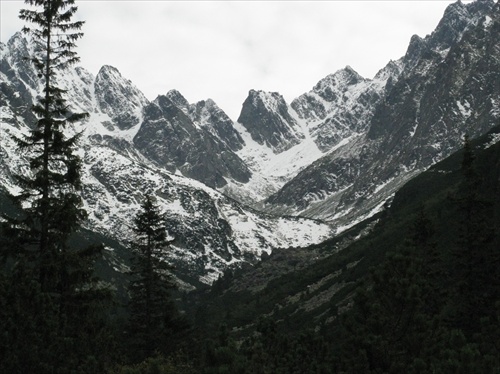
left=133, top=93, right=251, bottom=189
left=94, top=65, right=149, bottom=131
left=238, top=89, right=305, bottom=154
left=264, top=0, right=499, bottom=228
left=291, top=65, right=397, bottom=153
left=0, top=34, right=332, bottom=287
left=1, top=0, right=499, bottom=286
left=219, top=63, right=398, bottom=206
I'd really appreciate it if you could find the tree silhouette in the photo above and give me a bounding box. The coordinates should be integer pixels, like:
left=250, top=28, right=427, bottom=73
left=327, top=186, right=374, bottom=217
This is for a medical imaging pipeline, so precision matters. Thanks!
left=0, top=2, right=112, bottom=372
left=126, top=195, right=179, bottom=362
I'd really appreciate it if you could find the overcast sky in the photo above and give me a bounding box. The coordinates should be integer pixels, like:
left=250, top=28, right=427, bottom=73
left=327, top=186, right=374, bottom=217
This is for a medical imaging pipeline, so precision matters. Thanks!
left=1, top=0, right=469, bottom=120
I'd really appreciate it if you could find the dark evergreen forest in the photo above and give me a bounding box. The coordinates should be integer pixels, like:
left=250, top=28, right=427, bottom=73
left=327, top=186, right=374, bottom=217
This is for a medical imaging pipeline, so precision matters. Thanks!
left=1, top=1, right=499, bottom=373
left=183, top=128, right=500, bottom=374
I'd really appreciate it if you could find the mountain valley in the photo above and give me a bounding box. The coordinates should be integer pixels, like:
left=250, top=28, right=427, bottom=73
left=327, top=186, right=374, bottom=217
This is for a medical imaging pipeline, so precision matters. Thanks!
left=1, top=0, right=499, bottom=289
left=1, top=0, right=500, bottom=372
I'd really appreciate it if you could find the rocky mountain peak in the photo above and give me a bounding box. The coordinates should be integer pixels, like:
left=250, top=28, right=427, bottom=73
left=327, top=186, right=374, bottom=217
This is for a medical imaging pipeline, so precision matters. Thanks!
left=152, top=93, right=171, bottom=106
left=135, top=93, right=252, bottom=188
left=6, top=31, right=27, bottom=51
left=94, top=65, right=149, bottom=131
left=403, top=34, right=426, bottom=71
left=165, top=89, right=190, bottom=112
left=2, top=32, right=39, bottom=91
left=202, top=98, right=217, bottom=110
left=427, top=0, right=494, bottom=52
left=237, top=89, right=304, bottom=154
left=249, top=90, right=284, bottom=111
left=266, top=0, right=499, bottom=228
left=191, top=98, right=218, bottom=116
left=402, top=0, right=495, bottom=77
left=189, top=98, right=245, bottom=152
left=289, top=65, right=384, bottom=151
left=428, top=0, right=473, bottom=50
left=312, top=66, right=365, bottom=102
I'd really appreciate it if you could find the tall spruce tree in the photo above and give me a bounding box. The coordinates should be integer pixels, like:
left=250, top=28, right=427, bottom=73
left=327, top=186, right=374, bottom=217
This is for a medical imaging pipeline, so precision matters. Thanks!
left=127, top=195, right=178, bottom=362
left=0, top=1, right=113, bottom=372
left=8, top=0, right=91, bottom=293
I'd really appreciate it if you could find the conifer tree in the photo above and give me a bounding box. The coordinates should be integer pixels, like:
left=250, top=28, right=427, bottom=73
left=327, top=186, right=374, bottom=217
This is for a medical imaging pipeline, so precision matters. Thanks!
left=0, top=1, right=113, bottom=372
left=6, top=0, right=92, bottom=294
left=127, top=195, right=178, bottom=362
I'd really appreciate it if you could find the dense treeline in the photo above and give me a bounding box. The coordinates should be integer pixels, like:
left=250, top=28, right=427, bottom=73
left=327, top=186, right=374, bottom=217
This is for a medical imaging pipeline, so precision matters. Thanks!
left=1, top=1, right=499, bottom=373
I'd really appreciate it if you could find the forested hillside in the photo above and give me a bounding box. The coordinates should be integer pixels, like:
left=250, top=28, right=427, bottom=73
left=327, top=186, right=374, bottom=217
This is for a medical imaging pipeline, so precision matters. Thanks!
left=185, top=127, right=500, bottom=373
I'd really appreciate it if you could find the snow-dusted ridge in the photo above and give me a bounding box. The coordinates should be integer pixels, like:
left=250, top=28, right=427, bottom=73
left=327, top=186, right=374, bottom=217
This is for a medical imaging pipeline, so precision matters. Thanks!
left=1, top=33, right=333, bottom=286
left=78, top=136, right=334, bottom=284
left=2, top=0, right=498, bottom=286
left=261, top=0, right=499, bottom=225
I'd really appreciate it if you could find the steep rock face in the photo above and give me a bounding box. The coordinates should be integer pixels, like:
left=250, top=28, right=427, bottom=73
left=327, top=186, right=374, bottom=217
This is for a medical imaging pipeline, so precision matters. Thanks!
left=238, top=90, right=304, bottom=153
left=1, top=33, right=39, bottom=92
left=188, top=98, right=245, bottom=152
left=265, top=0, right=500, bottom=227
left=366, top=0, right=499, bottom=165
left=262, top=61, right=403, bottom=218
left=0, top=33, right=40, bottom=128
left=94, top=65, right=149, bottom=130
left=134, top=95, right=251, bottom=188
left=292, top=66, right=365, bottom=121
left=427, top=0, right=491, bottom=50
left=134, top=94, right=196, bottom=171
left=165, top=89, right=190, bottom=112
left=291, top=66, right=395, bottom=152
left=1, top=35, right=96, bottom=119
left=264, top=134, right=372, bottom=220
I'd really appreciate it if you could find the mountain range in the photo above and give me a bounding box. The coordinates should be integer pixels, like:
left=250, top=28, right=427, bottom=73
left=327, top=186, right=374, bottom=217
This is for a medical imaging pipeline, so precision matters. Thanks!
left=1, top=0, right=499, bottom=288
